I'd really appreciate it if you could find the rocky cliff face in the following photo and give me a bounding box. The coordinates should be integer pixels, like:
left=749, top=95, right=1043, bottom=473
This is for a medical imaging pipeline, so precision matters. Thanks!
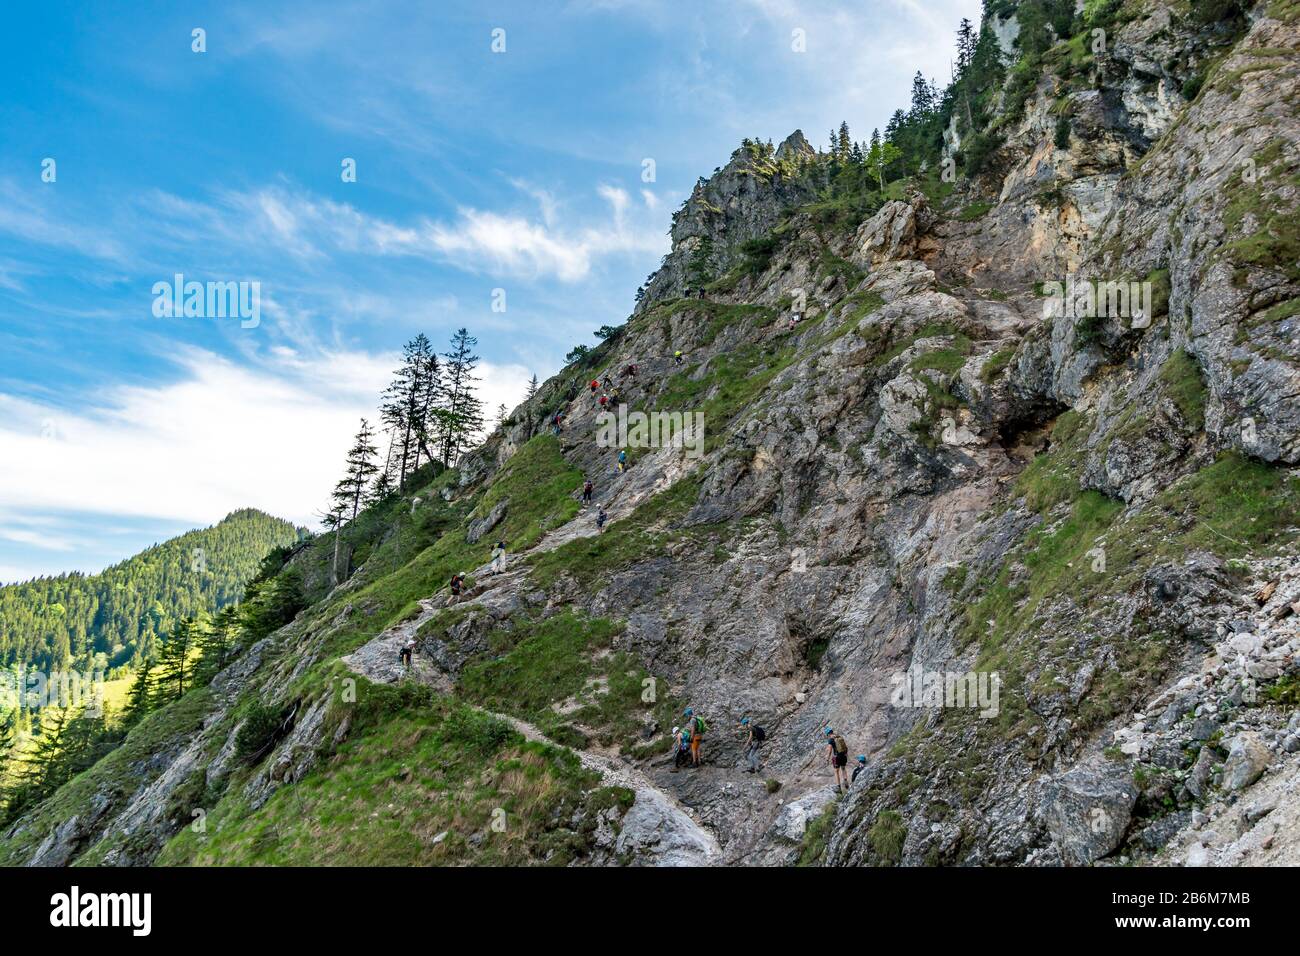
left=4, top=0, right=1298, bottom=868
left=636, top=130, right=820, bottom=307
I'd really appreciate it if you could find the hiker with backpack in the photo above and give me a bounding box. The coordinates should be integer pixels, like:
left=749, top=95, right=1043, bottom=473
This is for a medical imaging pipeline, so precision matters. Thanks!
left=671, top=724, right=692, bottom=772
left=674, top=349, right=684, bottom=366
left=617, top=449, right=627, bottom=473
left=552, top=411, right=565, bottom=435
left=580, top=477, right=594, bottom=506
left=851, top=754, right=868, bottom=785
left=825, top=727, right=851, bottom=792
left=740, top=717, right=765, bottom=773
left=589, top=378, right=600, bottom=395
left=399, top=639, right=414, bottom=671
left=684, top=707, right=706, bottom=767
left=449, top=572, right=466, bottom=596
left=596, top=506, right=608, bottom=532
left=624, top=363, right=637, bottom=379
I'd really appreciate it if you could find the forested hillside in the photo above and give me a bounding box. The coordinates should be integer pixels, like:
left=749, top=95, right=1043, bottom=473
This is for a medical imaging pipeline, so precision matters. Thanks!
left=0, top=509, right=303, bottom=674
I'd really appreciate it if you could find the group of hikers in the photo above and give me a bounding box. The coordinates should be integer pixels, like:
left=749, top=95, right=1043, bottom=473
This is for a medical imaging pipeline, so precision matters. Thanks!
left=669, top=708, right=868, bottom=793
left=550, top=357, right=653, bottom=435
left=400, top=635, right=869, bottom=794
left=399, top=635, right=868, bottom=793
left=586, top=363, right=638, bottom=414
left=551, top=359, right=649, bottom=485
left=577, top=475, right=609, bottom=531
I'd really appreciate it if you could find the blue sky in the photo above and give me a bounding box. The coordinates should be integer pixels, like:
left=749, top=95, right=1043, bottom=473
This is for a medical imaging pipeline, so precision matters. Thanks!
left=0, top=0, right=979, bottom=583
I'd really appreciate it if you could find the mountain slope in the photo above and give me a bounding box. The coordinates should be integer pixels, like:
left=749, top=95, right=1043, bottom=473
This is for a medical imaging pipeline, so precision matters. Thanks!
left=3, top=0, right=1298, bottom=867
left=0, top=509, right=304, bottom=673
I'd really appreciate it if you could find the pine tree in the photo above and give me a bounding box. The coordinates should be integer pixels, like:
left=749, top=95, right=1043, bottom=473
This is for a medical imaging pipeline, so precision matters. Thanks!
left=193, top=606, right=238, bottom=687
left=380, top=334, right=434, bottom=489
left=371, top=426, right=397, bottom=503
left=909, top=71, right=935, bottom=118
left=370, top=468, right=394, bottom=503
left=525, top=374, right=539, bottom=402
left=439, top=329, right=485, bottom=466
left=884, top=109, right=905, bottom=144
left=495, top=403, right=508, bottom=428
left=837, top=121, right=852, bottom=159
left=412, top=351, right=444, bottom=471
left=956, top=18, right=976, bottom=72
left=155, top=617, right=203, bottom=704
left=686, top=236, right=713, bottom=288
left=121, top=657, right=156, bottom=727
left=13, top=706, right=70, bottom=794
left=319, top=500, right=346, bottom=587
left=0, top=711, right=16, bottom=799
left=45, top=709, right=115, bottom=794
left=329, top=419, right=379, bottom=584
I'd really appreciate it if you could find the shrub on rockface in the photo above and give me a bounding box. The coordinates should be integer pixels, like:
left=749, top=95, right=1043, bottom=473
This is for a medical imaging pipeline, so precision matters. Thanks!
left=234, top=702, right=291, bottom=764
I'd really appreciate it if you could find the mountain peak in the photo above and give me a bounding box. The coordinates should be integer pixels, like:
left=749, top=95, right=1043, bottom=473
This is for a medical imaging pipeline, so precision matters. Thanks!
left=775, top=128, right=814, bottom=161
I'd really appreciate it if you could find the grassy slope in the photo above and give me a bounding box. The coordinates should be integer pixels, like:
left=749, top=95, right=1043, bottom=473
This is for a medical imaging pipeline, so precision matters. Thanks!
left=0, top=688, right=216, bottom=866
left=160, top=683, right=630, bottom=866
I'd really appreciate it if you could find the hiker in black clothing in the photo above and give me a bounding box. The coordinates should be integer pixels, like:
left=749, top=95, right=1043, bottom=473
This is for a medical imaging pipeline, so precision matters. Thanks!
left=624, top=363, right=637, bottom=379
left=740, top=717, right=765, bottom=773
left=825, top=727, right=851, bottom=793
left=851, top=754, right=868, bottom=785
left=596, top=506, right=608, bottom=532
left=580, top=478, right=594, bottom=506
left=399, top=639, right=414, bottom=671
left=602, top=372, right=613, bottom=390
left=450, top=572, right=466, bottom=596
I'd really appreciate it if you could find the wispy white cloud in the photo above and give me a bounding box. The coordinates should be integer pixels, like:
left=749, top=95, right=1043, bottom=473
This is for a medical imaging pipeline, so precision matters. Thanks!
left=0, top=179, right=128, bottom=263
left=0, top=345, right=533, bottom=566
left=0, top=176, right=667, bottom=287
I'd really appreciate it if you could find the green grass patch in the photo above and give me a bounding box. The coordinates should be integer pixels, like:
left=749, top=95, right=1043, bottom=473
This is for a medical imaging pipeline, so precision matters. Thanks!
left=818, top=291, right=886, bottom=344
left=158, top=691, right=615, bottom=866
left=529, top=475, right=705, bottom=592
left=653, top=342, right=799, bottom=452
left=980, top=348, right=1016, bottom=383
left=868, top=809, right=907, bottom=865
left=962, top=448, right=1299, bottom=742
left=457, top=611, right=681, bottom=754
left=1157, top=349, right=1207, bottom=430
left=956, top=201, right=994, bottom=222
left=797, top=802, right=838, bottom=866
